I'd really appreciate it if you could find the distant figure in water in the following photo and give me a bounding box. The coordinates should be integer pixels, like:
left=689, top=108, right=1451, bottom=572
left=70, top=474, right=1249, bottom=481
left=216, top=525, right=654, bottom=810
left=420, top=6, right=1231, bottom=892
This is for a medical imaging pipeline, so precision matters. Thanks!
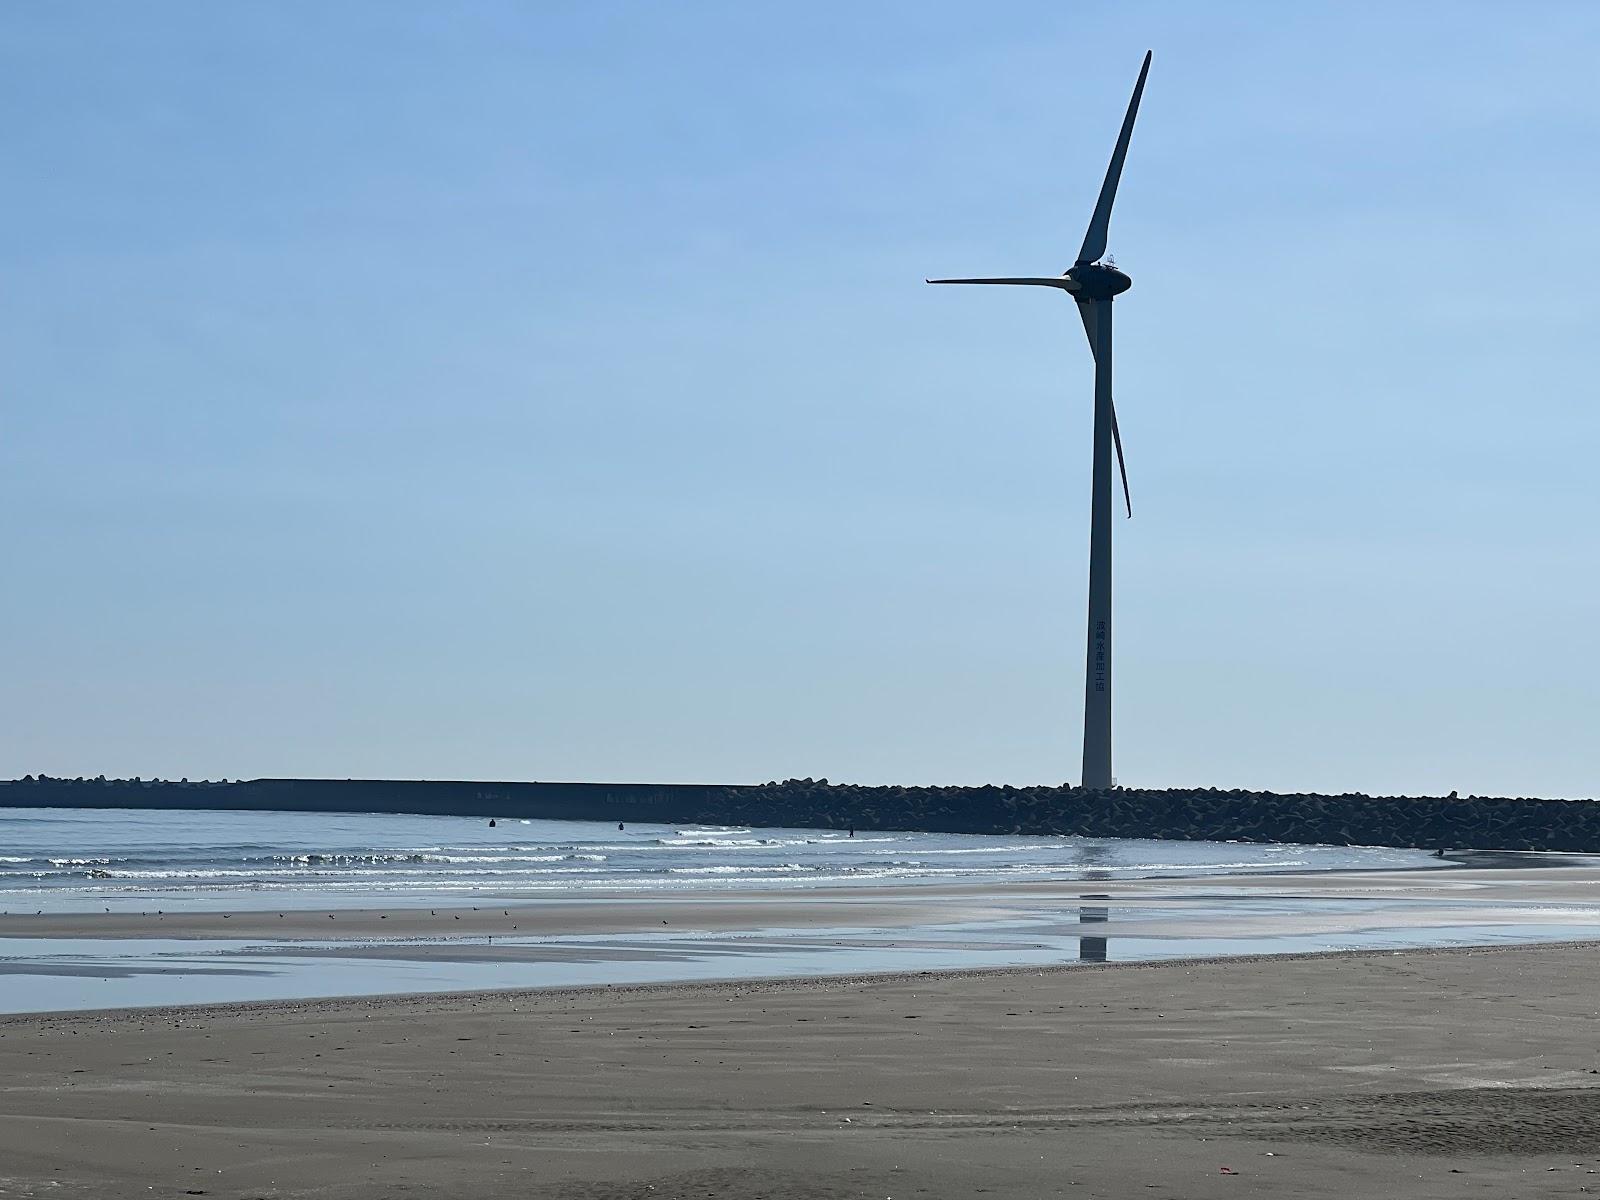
left=618, top=822, right=625, bottom=831
left=1433, top=848, right=1448, bottom=857
left=488, top=819, right=496, bottom=828
left=848, top=828, right=854, bottom=838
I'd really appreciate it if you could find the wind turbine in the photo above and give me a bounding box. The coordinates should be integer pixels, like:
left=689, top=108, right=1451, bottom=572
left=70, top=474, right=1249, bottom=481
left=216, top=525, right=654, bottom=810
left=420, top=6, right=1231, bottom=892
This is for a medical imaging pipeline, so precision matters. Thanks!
left=928, top=51, right=1151, bottom=792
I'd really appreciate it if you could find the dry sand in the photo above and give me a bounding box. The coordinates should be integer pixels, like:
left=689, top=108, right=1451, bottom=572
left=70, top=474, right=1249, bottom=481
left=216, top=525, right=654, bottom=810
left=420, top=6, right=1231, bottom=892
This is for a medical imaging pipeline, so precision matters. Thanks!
left=5, top=940, right=1600, bottom=1199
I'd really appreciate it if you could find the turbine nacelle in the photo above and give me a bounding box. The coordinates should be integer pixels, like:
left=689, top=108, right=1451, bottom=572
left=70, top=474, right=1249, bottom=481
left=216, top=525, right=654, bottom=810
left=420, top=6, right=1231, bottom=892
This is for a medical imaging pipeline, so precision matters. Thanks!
left=1066, top=262, right=1131, bottom=301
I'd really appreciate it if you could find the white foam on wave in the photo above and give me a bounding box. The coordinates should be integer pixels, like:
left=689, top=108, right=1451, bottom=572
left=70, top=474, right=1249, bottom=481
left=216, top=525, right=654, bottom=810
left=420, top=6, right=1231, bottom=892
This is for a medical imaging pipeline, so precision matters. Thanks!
left=424, top=853, right=609, bottom=864
left=49, top=863, right=620, bottom=882
left=908, top=845, right=1059, bottom=855
left=666, top=863, right=811, bottom=875
left=655, top=837, right=810, bottom=849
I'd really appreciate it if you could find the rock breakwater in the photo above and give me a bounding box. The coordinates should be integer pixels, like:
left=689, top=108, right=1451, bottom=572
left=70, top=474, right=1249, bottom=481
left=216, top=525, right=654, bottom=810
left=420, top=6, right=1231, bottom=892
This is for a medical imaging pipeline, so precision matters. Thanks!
left=6, top=775, right=1597, bottom=853
left=697, top=780, right=1600, bottom=853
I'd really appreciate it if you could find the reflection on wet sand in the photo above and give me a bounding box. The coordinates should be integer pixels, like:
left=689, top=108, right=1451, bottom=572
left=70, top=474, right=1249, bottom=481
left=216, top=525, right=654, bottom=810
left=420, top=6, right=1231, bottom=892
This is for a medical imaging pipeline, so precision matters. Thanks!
left=1079, top=897, right=1109, bottom=962
left=1075, top=844, right=1112, bottom=961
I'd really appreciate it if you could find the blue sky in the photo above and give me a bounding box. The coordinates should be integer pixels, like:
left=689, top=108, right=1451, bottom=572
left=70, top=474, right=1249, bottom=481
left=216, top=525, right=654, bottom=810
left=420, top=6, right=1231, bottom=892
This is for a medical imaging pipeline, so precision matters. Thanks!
left=4, top=2, right=1598, bottom=796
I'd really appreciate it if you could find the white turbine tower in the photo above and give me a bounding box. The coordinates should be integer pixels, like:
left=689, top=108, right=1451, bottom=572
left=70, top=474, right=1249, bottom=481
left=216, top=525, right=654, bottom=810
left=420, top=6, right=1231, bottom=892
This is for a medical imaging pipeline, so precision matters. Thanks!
left=928, top=51, right=1151, bottom=791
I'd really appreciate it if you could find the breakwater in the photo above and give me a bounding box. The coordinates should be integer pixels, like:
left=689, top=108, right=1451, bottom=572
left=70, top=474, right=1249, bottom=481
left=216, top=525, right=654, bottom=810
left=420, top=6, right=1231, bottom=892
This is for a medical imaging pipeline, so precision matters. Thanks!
left=4, top=775, right=1598, bottom=853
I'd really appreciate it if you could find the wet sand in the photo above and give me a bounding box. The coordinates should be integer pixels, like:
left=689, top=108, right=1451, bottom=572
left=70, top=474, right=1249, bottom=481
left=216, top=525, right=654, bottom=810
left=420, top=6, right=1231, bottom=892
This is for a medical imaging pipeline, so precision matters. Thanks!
left=9, top=864, right=1600, bottom=947
left=11, top=865, right=1600, bottom=1014
left=5, top=940, right=1600, bottom=1198
left=7, top=862, right=1600, bottom=942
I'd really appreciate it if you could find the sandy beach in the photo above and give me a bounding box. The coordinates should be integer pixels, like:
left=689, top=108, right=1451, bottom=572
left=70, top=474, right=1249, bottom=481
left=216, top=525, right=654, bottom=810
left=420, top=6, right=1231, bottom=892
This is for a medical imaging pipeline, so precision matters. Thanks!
left=2, top=937, right=1599, bottom=1198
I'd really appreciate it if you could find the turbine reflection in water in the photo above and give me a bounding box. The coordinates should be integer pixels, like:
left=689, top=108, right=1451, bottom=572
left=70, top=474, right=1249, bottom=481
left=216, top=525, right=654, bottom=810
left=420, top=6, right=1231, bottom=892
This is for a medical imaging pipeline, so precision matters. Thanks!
left=1079, top=897, right=1110, bottom=963
left=1075, top=842, right=1113, bottom=962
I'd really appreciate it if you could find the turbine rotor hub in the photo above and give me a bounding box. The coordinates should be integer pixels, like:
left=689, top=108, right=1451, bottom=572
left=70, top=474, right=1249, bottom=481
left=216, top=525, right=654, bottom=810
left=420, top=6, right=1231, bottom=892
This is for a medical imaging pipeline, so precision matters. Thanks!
left=1068, top=263, right=1132, bottom=300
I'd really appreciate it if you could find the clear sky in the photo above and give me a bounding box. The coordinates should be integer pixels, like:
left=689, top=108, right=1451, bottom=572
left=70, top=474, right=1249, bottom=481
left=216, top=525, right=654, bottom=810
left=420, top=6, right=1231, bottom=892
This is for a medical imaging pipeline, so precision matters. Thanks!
left=5, top=3, right=1598, bottom=796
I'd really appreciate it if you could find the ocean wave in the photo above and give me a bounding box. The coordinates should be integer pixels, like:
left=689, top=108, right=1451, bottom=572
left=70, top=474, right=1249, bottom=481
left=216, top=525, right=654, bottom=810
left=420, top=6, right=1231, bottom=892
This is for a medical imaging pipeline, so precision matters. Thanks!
left=654, top=837, right=804, bottom=848
left=1, top=810, right=1440, bottom=907
left=388, top=853, right=609, bottom=865
left=665, top=863, right=812, bottom=875
left=23, top=864, right=621, bottom=883
left=265, top=851, right=610, bottom=866
left=909, top=845, right=1061, bottom=855
left=275, top=852, right=433, bottom=865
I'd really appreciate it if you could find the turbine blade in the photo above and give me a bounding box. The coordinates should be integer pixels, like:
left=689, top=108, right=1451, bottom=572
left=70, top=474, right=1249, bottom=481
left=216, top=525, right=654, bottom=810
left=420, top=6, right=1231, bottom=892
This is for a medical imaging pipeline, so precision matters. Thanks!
left=1075, top=297, right=1099, bottom=356
left=1075, top=51, right=1152, bottom=267
left=1076, top=300, right=1131, bottom=517
left=927, top=276, right=1079, bottom=290
left=1110, top=401, right=1132, bottom=519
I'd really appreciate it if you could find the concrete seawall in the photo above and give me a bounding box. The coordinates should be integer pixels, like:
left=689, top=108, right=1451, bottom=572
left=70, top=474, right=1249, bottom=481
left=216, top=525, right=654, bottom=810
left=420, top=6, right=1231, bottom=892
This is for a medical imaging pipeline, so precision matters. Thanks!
left=0, top=778, right=728, bottom=823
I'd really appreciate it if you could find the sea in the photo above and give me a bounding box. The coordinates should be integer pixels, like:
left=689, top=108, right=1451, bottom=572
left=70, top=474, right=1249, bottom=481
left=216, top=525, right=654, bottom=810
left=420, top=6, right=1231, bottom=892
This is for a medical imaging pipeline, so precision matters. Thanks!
left=10, top=807, right=1600, bottom=1014
left=0, top=806, right=1444, bottom=912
